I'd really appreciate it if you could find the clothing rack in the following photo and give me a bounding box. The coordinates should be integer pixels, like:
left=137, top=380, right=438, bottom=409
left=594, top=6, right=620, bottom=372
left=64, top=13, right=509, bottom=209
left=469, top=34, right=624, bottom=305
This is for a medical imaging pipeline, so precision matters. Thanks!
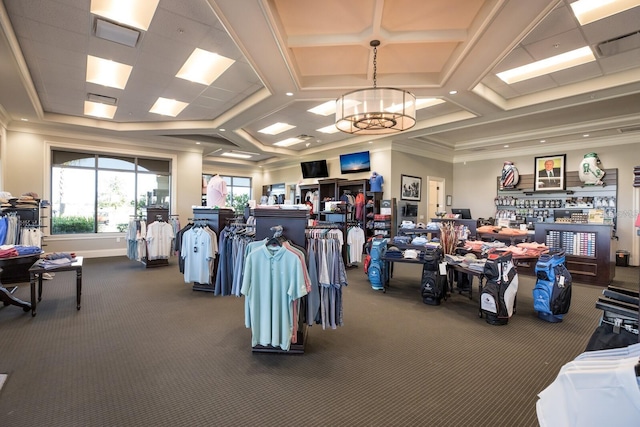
left=190, top=207, right=235, bottom=292
left=250, top=228, right=307, bottom=354
left=141, top=207, right=172, bottom=268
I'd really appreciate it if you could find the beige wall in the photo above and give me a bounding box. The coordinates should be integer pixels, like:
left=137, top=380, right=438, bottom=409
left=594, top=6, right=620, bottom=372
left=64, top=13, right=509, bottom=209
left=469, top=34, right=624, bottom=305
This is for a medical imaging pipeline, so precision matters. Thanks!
left=452, top=142, right=640, bottom=265
left=260, top=143, right=394, bottom=200
left=3, top=124, right=637, bottom=266
left=391, top=150, right=454, bottom=221
left=2, top=128, right=202, bottom=256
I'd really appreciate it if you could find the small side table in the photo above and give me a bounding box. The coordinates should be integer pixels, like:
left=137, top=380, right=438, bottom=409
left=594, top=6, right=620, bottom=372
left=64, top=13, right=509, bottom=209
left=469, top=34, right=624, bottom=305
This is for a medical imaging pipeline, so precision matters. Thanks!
left=28, top=256, right=83, bottom=317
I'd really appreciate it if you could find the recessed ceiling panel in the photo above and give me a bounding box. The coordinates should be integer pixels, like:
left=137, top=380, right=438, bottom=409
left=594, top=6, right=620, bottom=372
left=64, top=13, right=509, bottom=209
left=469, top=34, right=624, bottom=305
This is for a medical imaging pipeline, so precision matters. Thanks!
left=381, top=0, right=485, bottom=31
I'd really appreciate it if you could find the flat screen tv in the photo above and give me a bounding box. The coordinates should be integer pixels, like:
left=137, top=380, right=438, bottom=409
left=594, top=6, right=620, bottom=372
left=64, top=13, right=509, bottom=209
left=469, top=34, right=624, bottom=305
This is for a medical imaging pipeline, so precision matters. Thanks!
left=339, top=151, right=371, bottom=174
left=301, top=159, right=329, bottom=179
left=451, top=208, right=472, bottom=219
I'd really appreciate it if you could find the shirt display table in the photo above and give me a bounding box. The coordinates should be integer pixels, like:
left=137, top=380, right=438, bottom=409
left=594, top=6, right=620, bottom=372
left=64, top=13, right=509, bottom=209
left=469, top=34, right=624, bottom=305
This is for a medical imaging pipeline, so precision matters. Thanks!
left=28, top=256, right=83, bottom=317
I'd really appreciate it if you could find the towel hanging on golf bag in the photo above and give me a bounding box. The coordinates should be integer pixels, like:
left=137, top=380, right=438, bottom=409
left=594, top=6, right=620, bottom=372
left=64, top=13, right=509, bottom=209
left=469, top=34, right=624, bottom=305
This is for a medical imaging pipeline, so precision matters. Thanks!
left=533, top=249, right=572, bottom=323
left=420, top=247, right=447, bottom=305
left=480, top=251, right=519, bottom=325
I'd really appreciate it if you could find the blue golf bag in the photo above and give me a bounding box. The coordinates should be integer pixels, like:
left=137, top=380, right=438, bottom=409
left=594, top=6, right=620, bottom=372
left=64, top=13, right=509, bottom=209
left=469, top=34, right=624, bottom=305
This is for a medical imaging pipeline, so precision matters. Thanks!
left=367, top=238, right=388, bottom=290
left=533, top=249, right=572, bottom=323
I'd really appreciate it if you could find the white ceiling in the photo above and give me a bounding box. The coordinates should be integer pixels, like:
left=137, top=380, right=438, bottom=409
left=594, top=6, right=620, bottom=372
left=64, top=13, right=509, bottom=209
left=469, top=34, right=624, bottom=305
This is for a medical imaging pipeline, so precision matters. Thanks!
left=1, top=0, right=639, bottom=167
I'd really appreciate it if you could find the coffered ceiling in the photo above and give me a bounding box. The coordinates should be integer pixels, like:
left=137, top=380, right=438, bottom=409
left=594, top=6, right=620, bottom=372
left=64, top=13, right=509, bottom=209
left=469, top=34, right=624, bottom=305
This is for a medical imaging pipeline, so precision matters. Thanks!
left=1, top=0, right=639, bottom=167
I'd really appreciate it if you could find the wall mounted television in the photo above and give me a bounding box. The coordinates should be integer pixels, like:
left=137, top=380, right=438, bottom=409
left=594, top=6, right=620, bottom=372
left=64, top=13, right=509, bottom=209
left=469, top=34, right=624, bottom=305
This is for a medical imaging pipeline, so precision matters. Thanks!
left=339, top=151, right=371, bottom=174
left=300, top=159, right=329, bottom=179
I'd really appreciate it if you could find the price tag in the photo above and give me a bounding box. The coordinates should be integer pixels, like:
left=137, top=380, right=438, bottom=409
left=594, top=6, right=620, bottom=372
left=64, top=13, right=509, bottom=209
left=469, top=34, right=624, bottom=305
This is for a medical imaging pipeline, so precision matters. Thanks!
left=439, top=262, right=447, bottom=275
left=559, top=276, right=565, bottom=287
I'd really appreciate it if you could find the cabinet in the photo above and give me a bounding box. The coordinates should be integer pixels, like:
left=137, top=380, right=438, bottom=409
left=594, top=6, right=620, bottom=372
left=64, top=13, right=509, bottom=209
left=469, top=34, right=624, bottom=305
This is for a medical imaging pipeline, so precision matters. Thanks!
left=372, top=199, right=394, bottom=238
left=365, top=192, right=382, bottom=240
left=534, top=223, right=615, bottom=286
left=318, top=178, right=346, bottom=202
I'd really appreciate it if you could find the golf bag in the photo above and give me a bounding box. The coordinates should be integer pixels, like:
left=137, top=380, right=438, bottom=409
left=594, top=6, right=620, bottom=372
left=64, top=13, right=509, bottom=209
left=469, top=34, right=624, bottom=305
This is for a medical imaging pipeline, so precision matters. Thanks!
left=367, top=238, right=388, bottom=290
left=533, top=249, right=572, bottom=323
left=420, top=247, right=447, bottom=305
left=480, top=252, right=519, bottom=325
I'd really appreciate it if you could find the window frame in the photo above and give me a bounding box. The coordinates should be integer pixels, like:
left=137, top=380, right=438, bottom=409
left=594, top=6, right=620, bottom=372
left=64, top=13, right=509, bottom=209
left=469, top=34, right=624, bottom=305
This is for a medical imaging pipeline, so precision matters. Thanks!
left=47, top=143, right=176, bottom=236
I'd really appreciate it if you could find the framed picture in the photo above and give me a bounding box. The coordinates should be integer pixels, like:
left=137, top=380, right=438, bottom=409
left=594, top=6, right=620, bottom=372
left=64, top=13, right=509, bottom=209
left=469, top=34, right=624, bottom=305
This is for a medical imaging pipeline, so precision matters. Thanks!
left=535, top=154, right=566, bottom=191
left=401, top=174, right=422, bottom=201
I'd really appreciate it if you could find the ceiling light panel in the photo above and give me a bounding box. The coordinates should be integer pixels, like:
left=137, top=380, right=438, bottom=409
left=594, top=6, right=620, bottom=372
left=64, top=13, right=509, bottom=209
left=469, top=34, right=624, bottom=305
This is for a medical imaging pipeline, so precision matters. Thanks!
left=176, top=48, right=235, bottom=86
left=415, top=98, right=446, bottom=110
left=496, top=46, right=596, bottom=84
left=84, top=101, right=117, bottom=119
left=86, top=55, right=133, bottom=89
left=90, top=0, right=160, bottom=31
left=259, top=122, right=296, bottom=135
left=308, top=100, right=336, bottom=116
left=149, top=97, right=188, bottom=117
left=570, top=0, right=640, bottom=26
left=316, top=125, right=340, bottom=134
left=221, top=152, right=252, bottom=159
left=273, top=137, right=304, bottom=147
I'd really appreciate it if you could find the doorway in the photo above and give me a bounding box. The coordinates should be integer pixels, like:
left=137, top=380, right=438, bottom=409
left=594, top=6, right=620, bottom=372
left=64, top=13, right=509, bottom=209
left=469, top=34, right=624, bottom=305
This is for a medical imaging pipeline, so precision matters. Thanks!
left=426, top=177, right=445, bottom=221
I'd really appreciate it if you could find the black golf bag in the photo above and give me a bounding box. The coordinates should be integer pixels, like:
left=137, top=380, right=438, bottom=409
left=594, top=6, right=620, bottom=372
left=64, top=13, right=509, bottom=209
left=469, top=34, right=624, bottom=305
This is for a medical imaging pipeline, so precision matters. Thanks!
left=480, top=252, right=519, bottom=325
left=420, top=247, right=446, bottom=305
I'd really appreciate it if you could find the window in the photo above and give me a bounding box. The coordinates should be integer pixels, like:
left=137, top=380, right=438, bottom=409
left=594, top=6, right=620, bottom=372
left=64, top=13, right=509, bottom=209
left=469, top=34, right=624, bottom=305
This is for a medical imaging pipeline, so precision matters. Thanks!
left=203, top=174, right=251, bottom=213
left=51, top=150, right=171, bottom=234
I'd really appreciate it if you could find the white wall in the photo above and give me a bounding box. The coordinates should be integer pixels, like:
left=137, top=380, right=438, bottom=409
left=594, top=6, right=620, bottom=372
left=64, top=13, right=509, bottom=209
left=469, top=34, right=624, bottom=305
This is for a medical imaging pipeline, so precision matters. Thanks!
left=453, top=142, right=640, bottom=265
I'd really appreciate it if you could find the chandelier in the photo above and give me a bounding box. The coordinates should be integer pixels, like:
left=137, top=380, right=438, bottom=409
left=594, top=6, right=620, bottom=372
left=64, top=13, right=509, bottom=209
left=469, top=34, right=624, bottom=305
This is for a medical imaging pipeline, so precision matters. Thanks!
left=335, top=40, right=416, bottom=135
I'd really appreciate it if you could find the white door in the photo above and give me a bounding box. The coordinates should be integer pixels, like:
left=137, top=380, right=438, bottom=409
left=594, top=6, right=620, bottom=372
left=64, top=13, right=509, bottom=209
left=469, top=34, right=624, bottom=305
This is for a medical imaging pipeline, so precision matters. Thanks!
left=427, top=177, right=445, bottom=221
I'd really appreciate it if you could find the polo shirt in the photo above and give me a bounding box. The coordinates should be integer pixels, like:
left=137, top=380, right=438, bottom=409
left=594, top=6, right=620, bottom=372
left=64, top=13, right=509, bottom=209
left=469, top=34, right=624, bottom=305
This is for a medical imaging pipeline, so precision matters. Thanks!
left=241, top=245, right=308, bottom=351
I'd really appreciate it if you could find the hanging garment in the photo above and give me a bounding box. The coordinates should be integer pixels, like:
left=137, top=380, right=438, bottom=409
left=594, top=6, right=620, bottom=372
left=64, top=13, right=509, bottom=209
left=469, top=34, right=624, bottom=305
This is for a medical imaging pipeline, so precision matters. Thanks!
left=241, top=243, right=308, bottom=351
left=181, top=226, right=216, bottom=284
left=346, top=226, right=365, bottom=264
left=145, top=221, right=175, bottom=260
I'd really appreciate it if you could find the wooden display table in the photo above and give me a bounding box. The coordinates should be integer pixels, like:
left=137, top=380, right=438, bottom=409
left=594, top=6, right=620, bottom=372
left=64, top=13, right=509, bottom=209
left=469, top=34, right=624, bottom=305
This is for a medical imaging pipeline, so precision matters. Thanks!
left=28, top=256, right=83, bottom=317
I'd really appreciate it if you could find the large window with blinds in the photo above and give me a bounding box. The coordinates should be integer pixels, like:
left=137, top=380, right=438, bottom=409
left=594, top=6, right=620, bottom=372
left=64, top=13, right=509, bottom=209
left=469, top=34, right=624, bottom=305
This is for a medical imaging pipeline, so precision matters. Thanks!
left=51, top=150, right=171, bottom=234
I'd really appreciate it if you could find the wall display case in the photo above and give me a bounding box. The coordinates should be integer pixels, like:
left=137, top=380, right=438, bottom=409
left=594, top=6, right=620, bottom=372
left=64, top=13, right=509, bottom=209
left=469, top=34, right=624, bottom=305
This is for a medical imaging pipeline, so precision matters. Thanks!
left=372, top=199, right=395, bottom=238
left=534, top=223, right=615, bottom=286
left=494, top=169, right=617, bottom=231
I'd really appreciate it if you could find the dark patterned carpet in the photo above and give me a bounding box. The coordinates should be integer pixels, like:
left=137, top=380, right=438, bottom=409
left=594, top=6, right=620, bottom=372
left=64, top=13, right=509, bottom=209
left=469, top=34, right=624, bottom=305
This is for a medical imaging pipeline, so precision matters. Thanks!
left=0, top=256, right=637, bottom=426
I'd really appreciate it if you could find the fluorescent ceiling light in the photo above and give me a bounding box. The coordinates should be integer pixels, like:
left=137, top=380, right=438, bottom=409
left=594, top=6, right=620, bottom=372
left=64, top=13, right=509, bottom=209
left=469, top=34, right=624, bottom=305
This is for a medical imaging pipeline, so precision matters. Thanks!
left=273, top=137, right=304, bottom=147
left=415, top=98, right=445, bottom=110
left=316, top=125, right=340, bottom=134
left=570, top=0, right=640, bottom=26
left=90, top=0, right=159, bottom=31
left=86, top=55, right=132, bottom=89
left=385, top=98, right=445, bottom=114
left=84, top=100, right=117, bottom=119
left=308, top=101, right=336, bottom=116
left=496, top=46, right=595, bottom=84
left=149, top=97, right=188, bottom=117
left=259, top=122, right=296, bottom=135
left=176, top=48, right=235, bottom=85
left=221, top=152, right=253, bottom=159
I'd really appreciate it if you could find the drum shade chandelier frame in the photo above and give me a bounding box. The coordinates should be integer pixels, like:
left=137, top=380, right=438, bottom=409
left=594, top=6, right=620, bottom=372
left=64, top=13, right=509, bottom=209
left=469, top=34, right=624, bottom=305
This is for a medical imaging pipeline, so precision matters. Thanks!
left=335, top=40, right=417, bottom=135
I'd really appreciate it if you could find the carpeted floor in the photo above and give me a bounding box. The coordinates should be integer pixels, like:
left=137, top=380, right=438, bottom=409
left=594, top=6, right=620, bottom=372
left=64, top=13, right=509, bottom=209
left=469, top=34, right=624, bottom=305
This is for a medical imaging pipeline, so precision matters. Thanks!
left=0, top=256, right=637, bottom=426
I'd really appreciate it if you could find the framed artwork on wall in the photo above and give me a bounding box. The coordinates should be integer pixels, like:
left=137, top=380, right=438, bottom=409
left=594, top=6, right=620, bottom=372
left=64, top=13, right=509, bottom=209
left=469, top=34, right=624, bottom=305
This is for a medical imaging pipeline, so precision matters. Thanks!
left=535, top=154, right=565, bottom=191
left=401, top=174, right=422, bottom=201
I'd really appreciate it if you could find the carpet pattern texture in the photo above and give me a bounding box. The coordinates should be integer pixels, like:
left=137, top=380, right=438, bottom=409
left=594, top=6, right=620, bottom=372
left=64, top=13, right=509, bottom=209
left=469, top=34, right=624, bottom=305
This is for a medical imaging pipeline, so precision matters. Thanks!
left=0, top=256, right=637, bottom=426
